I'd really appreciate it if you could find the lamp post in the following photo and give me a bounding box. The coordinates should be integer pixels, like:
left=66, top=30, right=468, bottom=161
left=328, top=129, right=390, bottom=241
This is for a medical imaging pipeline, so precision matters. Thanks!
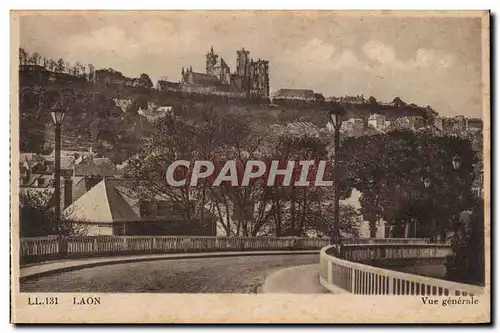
left=422, top=176, right=433, bottom=241
left=50, top=100, right=67, bottom=233
left=329, top=103, right=345, bottom=246
left=450, top=154, right=464, bottom=243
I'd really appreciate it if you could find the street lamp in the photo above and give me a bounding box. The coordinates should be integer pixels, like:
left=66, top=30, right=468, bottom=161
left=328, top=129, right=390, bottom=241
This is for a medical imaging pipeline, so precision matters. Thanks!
left=423, top=177, right=432, bottom=188
left=452, top=155, right=463, bottom=170
left=49, top=100, right=67, bottom=233
left=329, top=103, right=346, bottom=247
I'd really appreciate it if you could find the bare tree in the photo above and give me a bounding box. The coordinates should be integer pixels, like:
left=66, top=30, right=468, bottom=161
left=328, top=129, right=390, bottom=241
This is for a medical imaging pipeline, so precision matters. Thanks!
left=65, top=62, right=72, bottom=74
left=30, top=52, right=41, bottom=66
left=56, top=58, right=65, bottom=72
left=48, top=59, right=57, bottom=72
left=19, top=48, right=28, bottom=66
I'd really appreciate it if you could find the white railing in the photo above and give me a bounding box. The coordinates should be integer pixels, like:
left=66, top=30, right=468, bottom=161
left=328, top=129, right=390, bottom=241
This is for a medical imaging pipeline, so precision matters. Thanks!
left=342, top=243, right=452, bottom=262
left=319, top=245, right=483, bottom=296
left=20, top=236, right=432, bottom=262
left=20, top=236, right=331, bottom=260
left=342, top=238, right=432, bottom=245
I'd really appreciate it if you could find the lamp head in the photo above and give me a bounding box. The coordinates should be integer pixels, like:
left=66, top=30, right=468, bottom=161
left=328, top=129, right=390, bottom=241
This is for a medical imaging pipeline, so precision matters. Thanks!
left=49, top=100, right=67, bottom=126
left=452, top=155, right=463, bottom=170
left=329, top=102, right=346, bottom=129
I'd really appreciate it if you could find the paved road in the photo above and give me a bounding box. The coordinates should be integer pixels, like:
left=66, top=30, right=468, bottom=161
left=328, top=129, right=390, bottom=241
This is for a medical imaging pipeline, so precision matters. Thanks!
left=20, top=254, right=318, bottom=293
left=262, top=264, right=329, bottom=294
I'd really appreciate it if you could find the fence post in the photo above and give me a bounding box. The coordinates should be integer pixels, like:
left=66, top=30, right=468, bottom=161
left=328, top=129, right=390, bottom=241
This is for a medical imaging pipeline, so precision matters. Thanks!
left=58, top=236, right=68, bottom=258
left=152, top=237, right=157, bottom=253
left=388, top=276, right=394, bottom=295
left=351, top=268, right=356, bottom=294
left=93, top=237, right=98, bottom=252
left=183, top=238, right=191, bottom=253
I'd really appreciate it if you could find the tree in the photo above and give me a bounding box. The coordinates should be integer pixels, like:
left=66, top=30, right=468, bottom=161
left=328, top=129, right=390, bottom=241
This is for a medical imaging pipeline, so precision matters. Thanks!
left=79, top=63, right=86, bottom=78
left=30, top=52, right=41, bottom=66
left=65, top=62, right=72, bottom=74
left=392, top=96, right=406, bottom=108
left=342, top=130, right=477, bottom=238
left=87, top=64, right=95, bottom=82
left=56, top=58, right=65, bottom=72
left=19, top=86, right=51, bottom=152
left=48, top=59, right=57, bottom=72
left=20, top=190, right=87, bottom=237
left=138, top=73, right=153, bottom=89
left=367, top=96, right=378, bottom=106
left=19, top=48, right=28, bottom=65
left=74, top=61, right=82, bottom=76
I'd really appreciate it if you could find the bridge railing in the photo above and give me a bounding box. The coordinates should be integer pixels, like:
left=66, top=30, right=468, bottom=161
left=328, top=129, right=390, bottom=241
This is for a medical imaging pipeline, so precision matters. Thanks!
left=342, top=238, right=433, bottom=245
left=319, top=245, right=483, bottom=296
left=20, top=236, right=432, bottom=264
left=342, top=243, right=452, bottom=262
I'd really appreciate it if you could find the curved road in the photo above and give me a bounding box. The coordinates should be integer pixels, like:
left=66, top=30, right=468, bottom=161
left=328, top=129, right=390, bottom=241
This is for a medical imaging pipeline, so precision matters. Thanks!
left=21, top=254, right=318, bottom=293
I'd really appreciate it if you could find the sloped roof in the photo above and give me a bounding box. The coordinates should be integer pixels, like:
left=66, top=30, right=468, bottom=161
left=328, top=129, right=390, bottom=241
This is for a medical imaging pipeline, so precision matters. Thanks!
left=285, top=122, right=320, bottom=135
left=157, top=80, right=181, bottom=89
left=74, top=158, right=115, bottom=177
left=188, top=72, right=220, bottom=85
left=20, top=153, right=44, bottom=164
left=43, top=155, right=78, bottom=170
left=64, top=178, right=139, bottom=223
left=21, top=174, right=54, bottom=188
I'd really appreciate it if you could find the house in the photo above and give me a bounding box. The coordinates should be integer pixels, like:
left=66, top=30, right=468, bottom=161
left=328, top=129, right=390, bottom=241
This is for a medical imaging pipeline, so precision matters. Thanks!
left=283, top=122, right=321, bottom=137
left=408, top=116, right=425, bottom=130
left=394, top=117, right=410, bottom=130
left=341, top=118, right=364, bottom=137
left=73, top=157, right=116, bottom=177
left=466, top=118, right=483, bottom=133
left=156, top=80, right=181, bottom=92
left=434, top=117, right=455, bottom=134
left=368, top=114, right=387, bottom=131
left=113, top=98, right=133, bottom=113
left=64, top=178, right=215, bottom=236
left=272, top=89, right=316, bottom=101
left=395, top=116, right=425, bottom=131
left=453, top=115, right=466, bottom=132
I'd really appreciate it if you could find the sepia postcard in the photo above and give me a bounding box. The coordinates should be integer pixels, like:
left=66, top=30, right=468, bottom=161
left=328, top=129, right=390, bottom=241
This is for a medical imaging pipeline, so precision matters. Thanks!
left=10, top=10, right=491, bottom=324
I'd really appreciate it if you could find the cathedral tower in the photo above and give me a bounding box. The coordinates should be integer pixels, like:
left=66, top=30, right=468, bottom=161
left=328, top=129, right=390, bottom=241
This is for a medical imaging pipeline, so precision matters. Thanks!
left=236, top=48, right=250, bottom=77
left=206, top=46, right=219, bottom=76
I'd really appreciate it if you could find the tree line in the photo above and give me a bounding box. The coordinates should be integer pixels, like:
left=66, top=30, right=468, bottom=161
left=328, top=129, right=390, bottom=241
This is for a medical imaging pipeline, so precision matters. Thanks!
left=19, top=47, right=96, bottom=80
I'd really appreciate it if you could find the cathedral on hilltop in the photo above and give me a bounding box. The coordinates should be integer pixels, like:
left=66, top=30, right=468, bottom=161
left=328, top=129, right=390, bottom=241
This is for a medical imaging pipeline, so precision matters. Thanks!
left=179, top=46, right=270, bottom=98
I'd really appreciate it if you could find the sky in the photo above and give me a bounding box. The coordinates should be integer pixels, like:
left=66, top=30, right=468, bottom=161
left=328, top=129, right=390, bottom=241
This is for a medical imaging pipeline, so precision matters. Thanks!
left=19, top=11, right=485, bottom=118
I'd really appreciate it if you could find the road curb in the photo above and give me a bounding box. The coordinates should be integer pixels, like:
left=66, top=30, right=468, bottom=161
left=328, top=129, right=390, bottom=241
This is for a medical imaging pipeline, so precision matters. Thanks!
left=20, top=250, right=320, bottom=282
